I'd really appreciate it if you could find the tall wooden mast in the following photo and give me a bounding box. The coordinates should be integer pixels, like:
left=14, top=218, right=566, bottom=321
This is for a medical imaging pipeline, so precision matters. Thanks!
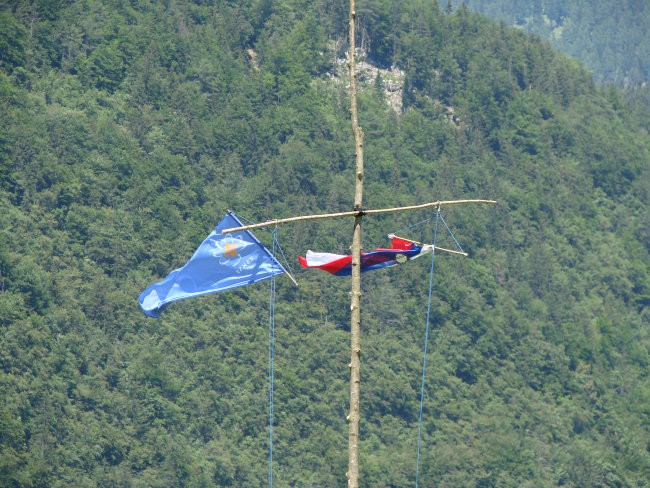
left=221, top=3, right=496, bottom=483
left=347, top=0, right=363, bottom=486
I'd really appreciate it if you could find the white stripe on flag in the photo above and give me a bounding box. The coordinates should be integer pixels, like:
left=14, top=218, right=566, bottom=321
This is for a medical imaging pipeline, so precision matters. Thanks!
left=304, top=250, right=347, bottom=266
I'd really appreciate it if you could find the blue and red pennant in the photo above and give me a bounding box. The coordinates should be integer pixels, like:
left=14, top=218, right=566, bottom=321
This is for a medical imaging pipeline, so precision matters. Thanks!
left=299, top=236, right=429, bottom=276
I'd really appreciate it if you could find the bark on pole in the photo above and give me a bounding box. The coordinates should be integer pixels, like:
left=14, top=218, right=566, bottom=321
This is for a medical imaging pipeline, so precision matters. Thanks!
left=347, top=0, right=363, bottom=487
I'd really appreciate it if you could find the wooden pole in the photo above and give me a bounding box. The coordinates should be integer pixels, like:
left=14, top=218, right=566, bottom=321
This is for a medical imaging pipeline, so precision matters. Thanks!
left=221, top=200, right=497, bottom=233
left=347, top=0, right=363, bottom=486
left=218, top=4, right=497, bottom=485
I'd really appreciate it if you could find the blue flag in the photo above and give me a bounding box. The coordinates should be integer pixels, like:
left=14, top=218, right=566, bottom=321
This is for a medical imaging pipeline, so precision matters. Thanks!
left=139, top=212, right=286, bottom=317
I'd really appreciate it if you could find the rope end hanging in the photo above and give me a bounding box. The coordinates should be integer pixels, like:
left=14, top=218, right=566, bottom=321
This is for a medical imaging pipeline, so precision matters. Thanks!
left=415, top=206, right=441, bottom=487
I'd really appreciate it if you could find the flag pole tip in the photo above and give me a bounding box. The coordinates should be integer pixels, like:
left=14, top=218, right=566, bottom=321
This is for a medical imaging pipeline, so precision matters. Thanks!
left=285, top=270, right=299, bottom=287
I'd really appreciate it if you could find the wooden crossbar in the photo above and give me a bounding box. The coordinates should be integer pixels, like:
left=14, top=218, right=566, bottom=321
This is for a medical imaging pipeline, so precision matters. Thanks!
left=222, top=199, right=497, bottom=234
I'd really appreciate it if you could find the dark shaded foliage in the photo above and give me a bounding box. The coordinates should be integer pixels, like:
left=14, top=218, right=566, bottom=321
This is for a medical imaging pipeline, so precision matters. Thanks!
left=0, top=1, right=648, bottom=486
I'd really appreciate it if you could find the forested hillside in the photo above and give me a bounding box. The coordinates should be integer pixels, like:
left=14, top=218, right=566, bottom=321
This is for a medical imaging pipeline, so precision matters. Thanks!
left=1, top=1, right=648, bottom=486
left=448, top=0, right=650, bottom=86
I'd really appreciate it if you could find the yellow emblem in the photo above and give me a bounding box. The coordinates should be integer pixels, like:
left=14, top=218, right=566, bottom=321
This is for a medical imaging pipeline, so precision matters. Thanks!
left=223, top=243, right=238, bottom=258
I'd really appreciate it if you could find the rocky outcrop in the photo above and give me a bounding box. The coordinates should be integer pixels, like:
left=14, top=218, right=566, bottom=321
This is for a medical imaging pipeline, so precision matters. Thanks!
left=330, top=50, right=406, bottom=114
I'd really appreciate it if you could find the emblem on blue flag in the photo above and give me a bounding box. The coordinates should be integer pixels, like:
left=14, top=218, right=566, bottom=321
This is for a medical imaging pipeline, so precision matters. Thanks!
left=139, top=212, right=286, bottom=317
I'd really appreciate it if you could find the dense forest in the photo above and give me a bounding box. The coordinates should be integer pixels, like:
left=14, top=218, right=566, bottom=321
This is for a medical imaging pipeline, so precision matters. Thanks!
left=1, top=0, right=648, bottom=486
left=449, top=0, right=650, bottom=87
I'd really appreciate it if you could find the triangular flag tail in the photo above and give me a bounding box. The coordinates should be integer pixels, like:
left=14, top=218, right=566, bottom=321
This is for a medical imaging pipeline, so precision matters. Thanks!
left=139, top=212, right=286, bottom=317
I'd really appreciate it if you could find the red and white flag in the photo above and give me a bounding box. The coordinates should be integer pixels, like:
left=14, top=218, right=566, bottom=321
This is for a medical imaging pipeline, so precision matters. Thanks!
left=299, top=236, right=432, bottom=276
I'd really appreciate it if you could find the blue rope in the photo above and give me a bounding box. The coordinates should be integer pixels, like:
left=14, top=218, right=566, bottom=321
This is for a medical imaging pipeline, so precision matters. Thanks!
left=272, top=231, right=296, bottom=278
left=268, top=229, right=278, bottom=488
left=415, top=207, right=441, bottom=487
left=393, top=212, right=464, bottom=254
left=233, top=212, right=256, bottom=226
left=392, top=217, right=433, bottom=236
left=232, top=213, right=286, bottom=488
left=439, top=213, right=464, bottom=254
